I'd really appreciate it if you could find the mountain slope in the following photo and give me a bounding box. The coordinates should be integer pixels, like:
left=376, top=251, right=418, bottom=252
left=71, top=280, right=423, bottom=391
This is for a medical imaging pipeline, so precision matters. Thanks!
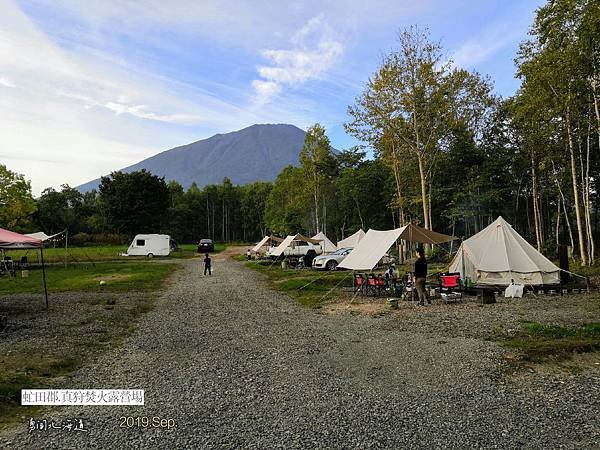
left=77, top=124, right=307, bottom=192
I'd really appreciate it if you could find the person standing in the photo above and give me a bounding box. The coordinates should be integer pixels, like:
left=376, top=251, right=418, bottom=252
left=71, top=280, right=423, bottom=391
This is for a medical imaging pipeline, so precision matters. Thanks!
left=414, top=247, right=430, bottom=306
left=203, top=253, right=212, bottom=276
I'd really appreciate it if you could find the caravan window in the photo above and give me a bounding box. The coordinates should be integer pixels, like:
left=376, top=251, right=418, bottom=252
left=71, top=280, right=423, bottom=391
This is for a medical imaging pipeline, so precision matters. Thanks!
left=136, top=239, right=146, bottom=246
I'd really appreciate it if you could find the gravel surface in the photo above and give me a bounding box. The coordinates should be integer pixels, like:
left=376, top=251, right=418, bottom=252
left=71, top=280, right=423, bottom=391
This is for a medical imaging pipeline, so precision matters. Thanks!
left=1, top=254, right=599, bottom=449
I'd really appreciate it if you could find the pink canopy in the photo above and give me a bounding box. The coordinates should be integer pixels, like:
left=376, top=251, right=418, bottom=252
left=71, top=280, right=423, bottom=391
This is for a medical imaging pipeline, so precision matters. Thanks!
left=0, top=228, right=43, bottom=249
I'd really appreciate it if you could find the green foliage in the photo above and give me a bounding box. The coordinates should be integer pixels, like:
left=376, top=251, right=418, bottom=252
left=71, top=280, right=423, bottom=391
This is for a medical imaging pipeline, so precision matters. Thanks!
left=265, top=165, right=308, bottom=234
left=0, top=164, right=36, bottom=230
left=99, top=170, right=170, bottom=237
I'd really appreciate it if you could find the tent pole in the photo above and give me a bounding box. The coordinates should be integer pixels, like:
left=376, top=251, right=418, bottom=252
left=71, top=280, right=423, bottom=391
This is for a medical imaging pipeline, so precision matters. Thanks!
left=64, top=229, right=68, bottom=268
left=40, top=246, right=48, bottom=309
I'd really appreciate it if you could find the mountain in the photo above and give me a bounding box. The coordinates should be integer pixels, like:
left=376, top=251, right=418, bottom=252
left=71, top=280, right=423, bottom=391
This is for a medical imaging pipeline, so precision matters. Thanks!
left=77, top=123, right=307, bottom=192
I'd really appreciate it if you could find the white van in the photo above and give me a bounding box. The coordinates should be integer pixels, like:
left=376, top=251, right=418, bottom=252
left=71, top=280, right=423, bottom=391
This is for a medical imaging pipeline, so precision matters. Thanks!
left=123, top=234, right=171, bottom=257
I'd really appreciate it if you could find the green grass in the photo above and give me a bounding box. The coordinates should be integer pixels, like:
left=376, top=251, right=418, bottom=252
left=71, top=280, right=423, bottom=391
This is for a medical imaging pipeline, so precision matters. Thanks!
left=244, top=258, right=450, bottom=308
left=245, top=260, right=354, bottom=308
left=2, top=242, right=227, bottom=264
left=0, top=261, right=178, bottom=295
left=0, top=260, right=178, bottom=428
left=503, top=321, right=600, bottom=363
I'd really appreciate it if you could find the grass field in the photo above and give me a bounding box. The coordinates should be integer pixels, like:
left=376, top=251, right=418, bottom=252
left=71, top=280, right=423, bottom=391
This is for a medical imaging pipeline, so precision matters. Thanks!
left=503, top=321, right=600, bottom=363
left=244, top=259, right=449, bottom=308
left=0, top=242, right=226, bottom=264
left=0, top=259, right=180, bottom=428
left=0, top=261, right=179, bottom=295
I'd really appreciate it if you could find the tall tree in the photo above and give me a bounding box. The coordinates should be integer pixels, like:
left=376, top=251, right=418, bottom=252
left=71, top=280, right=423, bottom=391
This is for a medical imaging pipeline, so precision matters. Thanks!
left=347, top=26, right=493, bottom=231
left=0, top=164, right=36, bottom=230
left=98, top=170, right=170, bottom=237
left=299, top=124, right=336, bottom=234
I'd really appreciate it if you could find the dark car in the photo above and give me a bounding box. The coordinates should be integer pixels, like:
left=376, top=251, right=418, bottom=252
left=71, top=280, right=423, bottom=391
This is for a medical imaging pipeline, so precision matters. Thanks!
left=197, top=239, right=214, bottom=253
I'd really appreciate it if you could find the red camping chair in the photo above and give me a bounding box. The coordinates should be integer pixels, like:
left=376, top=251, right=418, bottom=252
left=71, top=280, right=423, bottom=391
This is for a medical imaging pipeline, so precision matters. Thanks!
left=354, top=273, right=366, bottom=295
left=366, top=274, right=378, bottom=296
left=375, top=275, right=386, bottom=296
left=439, top=273, right=462, bottom=300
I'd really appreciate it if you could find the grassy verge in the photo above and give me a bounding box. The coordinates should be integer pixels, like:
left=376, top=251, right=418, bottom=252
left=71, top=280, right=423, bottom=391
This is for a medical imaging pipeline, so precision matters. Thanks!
left=0, top=261, right=178, bottom=295
left=2, top=243, right=227, bottom=264
left=244, top=259, right=448, bottom=308
left=502, top=321, right=600, bottom=364
left=0, top=262, right=179, bottom=428
left=245, top=260, right=353, bottom=308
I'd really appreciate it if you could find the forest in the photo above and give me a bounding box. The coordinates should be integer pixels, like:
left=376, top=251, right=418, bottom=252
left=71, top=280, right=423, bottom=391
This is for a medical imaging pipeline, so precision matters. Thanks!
left=1, top=0, right=598, bottom=264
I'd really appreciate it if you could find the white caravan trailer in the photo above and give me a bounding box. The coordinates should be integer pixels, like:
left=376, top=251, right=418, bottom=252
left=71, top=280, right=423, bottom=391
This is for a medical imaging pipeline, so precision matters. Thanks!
left=124, top=234, right=171, bottom=257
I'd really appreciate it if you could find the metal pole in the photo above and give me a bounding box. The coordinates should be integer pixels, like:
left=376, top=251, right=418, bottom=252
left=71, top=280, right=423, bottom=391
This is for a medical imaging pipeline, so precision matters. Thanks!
left=64, top=230, right=68, bottom=268
left=40, top=246, right=48, bottom=309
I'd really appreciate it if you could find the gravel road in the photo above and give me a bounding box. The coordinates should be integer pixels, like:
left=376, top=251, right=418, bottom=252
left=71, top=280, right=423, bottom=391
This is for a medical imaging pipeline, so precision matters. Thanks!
left=2, top=255, right=598, bottom=449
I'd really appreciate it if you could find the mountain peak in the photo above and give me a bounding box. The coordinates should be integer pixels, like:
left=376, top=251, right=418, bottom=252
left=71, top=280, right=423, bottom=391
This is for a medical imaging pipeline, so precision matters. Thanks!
left=77, top=123, right=307, bottom=192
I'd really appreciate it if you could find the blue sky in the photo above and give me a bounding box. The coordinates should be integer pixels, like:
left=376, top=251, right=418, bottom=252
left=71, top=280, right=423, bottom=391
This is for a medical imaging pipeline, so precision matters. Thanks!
left=0, top=0, right=545, bottom=194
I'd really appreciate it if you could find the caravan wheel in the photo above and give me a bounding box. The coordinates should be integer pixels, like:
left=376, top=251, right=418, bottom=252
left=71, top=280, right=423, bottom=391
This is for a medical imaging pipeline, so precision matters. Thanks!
left=147, top=253, right=154, bottom=259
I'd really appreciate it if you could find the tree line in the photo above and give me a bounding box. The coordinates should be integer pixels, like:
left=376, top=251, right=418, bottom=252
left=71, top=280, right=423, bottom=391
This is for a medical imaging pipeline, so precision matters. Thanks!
left=1, top=0, right=598, bottom=263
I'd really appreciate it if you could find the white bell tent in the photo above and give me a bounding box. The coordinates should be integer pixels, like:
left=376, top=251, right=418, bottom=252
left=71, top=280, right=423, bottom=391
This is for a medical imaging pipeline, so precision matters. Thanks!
left=337, top=229, right=366, bottom=249
left=448, top=216, right=560, bottom=286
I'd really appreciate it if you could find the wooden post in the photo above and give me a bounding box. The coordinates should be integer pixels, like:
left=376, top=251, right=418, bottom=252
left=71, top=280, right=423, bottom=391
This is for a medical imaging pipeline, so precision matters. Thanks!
left=40, top=246, right=48, bottom=309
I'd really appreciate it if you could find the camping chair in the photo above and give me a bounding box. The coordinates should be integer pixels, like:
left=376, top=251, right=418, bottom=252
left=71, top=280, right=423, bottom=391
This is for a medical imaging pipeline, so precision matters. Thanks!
left=354, top=273, right=366, bottom=295
left=366, top=274, right=378, bottom=296
left=375, top=274, right=386, bottom=296
left=439, top=272, right=463, bottom=302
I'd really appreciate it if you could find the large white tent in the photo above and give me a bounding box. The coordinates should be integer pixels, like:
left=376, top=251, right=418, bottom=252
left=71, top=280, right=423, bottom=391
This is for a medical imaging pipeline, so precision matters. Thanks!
left=448, top=216, right=560, bottom=286
left=337, top=229, right=365, bottom=249
left=339, top=224, right=455, bottom=271
left=312, top=232, right=336, bottom=253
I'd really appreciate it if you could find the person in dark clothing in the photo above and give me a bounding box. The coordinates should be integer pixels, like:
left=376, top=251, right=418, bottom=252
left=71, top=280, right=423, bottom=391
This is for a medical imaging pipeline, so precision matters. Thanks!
left=203, top=253, right=212, bottom=276
left=414, top=247, right=430, bottom=305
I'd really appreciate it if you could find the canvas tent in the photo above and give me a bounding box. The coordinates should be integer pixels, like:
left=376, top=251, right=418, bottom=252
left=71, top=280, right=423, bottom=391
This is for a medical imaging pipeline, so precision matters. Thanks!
left=312, top=232, right=336, bottom=253
left=269, top=234, right=321, bottom=257
left=337, top=229, right=366, bottom=249
left=448, top=216, right=560, bottom=286
left=339, top=224, right=455, bottom=271
left=252, top=235, right=284, bottom=253
left=0, top=228, right=48, bottom=307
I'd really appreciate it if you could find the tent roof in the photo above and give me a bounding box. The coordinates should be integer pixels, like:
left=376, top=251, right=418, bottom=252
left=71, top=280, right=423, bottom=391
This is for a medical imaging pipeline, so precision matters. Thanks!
left=270, top=235, right=296, bottom=257
left=454, top=216, right=559, bottom=274
left=338, top=224, right=455, bottom=271
left=339, top=228, right=403, bottom=270
left=0, top=228, right=42, bottom=249
left=270, top=233, right=322, bottom=257
left=337, top=229, right=366, bottom=249
left=312, top=232, right=336, bottom=253
left=399, top=223, right=455, bottom=244
left=252, top=235, right=285, bottom=253
left=251, top=236, right=270, bottom=253
left=25, top=231, right=64, bottom=242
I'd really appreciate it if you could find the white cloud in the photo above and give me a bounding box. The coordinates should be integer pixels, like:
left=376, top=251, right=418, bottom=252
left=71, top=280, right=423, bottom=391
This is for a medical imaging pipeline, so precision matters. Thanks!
left=252, top=14, right=344, bottom=104
left=450, top=24, right=523, bottom=68
left=0, top=77, right=16, bottom=88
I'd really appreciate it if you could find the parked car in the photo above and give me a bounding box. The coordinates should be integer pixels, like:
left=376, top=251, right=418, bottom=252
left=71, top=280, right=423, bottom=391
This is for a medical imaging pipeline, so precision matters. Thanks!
left=312, top=247, right=352, bottom=270
left=197, top=239, right=214, bottom=253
